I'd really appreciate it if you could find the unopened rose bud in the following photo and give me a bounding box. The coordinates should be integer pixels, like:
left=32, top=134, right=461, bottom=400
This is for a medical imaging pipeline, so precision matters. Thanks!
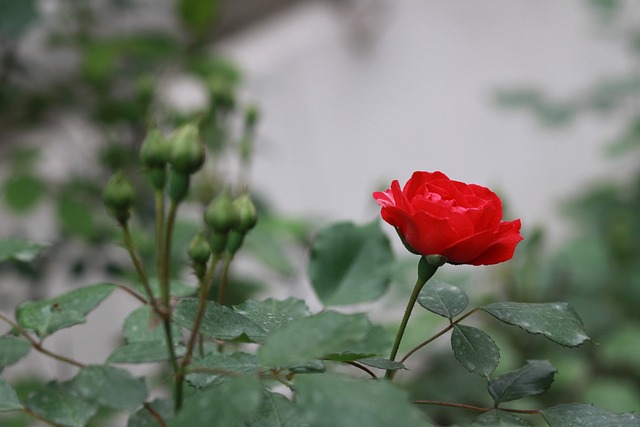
left=167, top=123, right=205, bottom=175
left=103, top=171, right=135, bottom=223
left=188, top=232, right=211, bottom=265
left=140, top=128, right=169, bottom=169
left=233, top=193, right=257, bottom=233
left=204, top=191, right=240, bottom=233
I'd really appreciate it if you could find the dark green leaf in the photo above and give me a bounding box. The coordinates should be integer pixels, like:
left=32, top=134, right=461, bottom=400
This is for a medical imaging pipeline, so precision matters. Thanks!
left=128, top=399, right=174, bottom=427
left=123, top=306, right=182, bottom=343
left=186, top=352, right=258, bottom=388
left=169, top=376, right=262, bottom=427
left=451, top=325, right=500, bottom=377
left=473, top=410, right=530, bottom=426
left=174, top=298, right=264, bottom=341
left=0, top=336, right=31, bottom=369
left=481, top=302, right=590, bottom=347
left=16, top=283, right=116, bottom=338
left=324, top=324, right=391, bottom=362
left=258, top=312, right=384, bottom=368
left=74, top=365, right=147, bottom=412
left=418, top=280, right=469, bottom=319
left=0, top=379, right=22, bottom=412
left=25, top=382, right=98, bottom=427
left=289, top=360, right=326, bottom=374
left=357, top=357, right=406, bottom=371
left=57, top=191, right=96, bottom=238
left=3, top=174, right=46, bottom=212
left=107, top=341, right=185, bottom=364
left=489, top=360, right=557, bottom=404
left=541, top=403, right=640, bottom=426
left=0, top=238, right=47, bottom=263
left=246, top=392, right=309, bottom=427
left=178, top=0, right=219, bottom=37
left=308, top=221, right=394, bottom=306
left=233, top=298, right=310, bottom=342
left=0, top=0, right=37, bottom=40
left=295, top=374, right=432, bottom=427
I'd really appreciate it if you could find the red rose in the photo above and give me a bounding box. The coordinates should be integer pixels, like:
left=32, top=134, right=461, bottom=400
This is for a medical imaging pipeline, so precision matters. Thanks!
left=373, top=171, right=523, bottom=266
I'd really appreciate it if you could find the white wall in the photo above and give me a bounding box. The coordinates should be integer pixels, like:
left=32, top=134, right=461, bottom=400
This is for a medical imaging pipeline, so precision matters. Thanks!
left=220, top=0, right=639, bottom=245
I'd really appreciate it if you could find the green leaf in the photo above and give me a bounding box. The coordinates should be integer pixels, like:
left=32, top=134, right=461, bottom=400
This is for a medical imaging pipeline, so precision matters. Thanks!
left=123, top=306, right=182, bottom=343
left=473, top=410, right=530, bottom=426
left=233, top=298, right=310, bottom=342
left=418, top=280, right=469, bottom=319
left=247, top=392, right=309, bottom=427
left=0, top=0, right=37, bottom=40
left=489, top=360, right=557, bottom=404
left=258, top=311, right=385, bottom=368
left=308, top=221, right=394, bottom=306
left=481, top=302, right=590, bottom=347
left=186, top=352, right=258, bottom=388
left=295, top=374, right=432, bottom=427
left=541, top=403, right=640, bottom=426
left=178, top=0, right=219, bottom=38
left=169, top=376, right=262, bottom=427
left=173, top=298, right=264, bottom=341
left=357, top=357, right=406, bottom=371
left=16, top=283, right=116, bottom=338
left=56, top=191, right=96, bottom=238
left=25, top=382, right=98, bottom=427
left=324, top=324, right=391, bottom=362
left=0, top=379, right=22, bottom=412
left=107, top=341, right=186, bottom=364
left=451, top=325, right=500, bottom=377
left=3, top=174, right=46, bottom=212
left=0, top=336, right=31, bottom=369
left=0, top=238, right=47, bottom=263
left=74, top=365, right=147, bottom=412
left=128, top=399, right=174, bottom=427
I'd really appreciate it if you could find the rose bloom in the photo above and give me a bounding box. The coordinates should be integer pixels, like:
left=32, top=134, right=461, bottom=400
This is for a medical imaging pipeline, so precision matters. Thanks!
left=373, top=171, right=523, bottom=266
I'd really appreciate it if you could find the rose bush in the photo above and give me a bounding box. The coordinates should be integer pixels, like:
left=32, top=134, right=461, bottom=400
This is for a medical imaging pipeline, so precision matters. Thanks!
left=373, top=171, right=523, bottom=265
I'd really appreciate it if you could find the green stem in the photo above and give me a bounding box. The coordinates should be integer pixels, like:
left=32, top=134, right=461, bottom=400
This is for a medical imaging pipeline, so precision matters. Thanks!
left=385, top=257, right=440, bottom=380
left=121, top=223, right=155, bottom=304
left=161, top=200, right=179, bottom=309
left=399, top=308, right=480, bottom=364
left=155, top=189, right=166, bottom=303
left=217, top=254, right=234, bottom=306
left=412, top=399, right=541, bottom=415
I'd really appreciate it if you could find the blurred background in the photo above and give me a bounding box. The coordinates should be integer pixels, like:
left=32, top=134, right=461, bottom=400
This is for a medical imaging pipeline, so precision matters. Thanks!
left=1, top=0, right=639, bottom=425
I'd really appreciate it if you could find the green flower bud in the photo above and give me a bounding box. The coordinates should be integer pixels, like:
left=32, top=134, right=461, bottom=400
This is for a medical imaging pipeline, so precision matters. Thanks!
left=103, top=171, right=135, bottom=223
left=140, top=128, right=169, bottom=168
left=168, top=171, right=190, bottom=204
left=245, top=104, right=260, bottom=129
left=188, top=232, right=211, bottom=265
left=232, top=193, right=257, bottom=233
left=204, top=191, right=240, bottom=233
left=168, top=123, right=205, bottom=175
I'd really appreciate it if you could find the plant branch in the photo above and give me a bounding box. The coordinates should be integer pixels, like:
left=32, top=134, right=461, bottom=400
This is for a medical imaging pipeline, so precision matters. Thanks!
left=121, top=223, right=155, bottom=307
left=413, top=399, right=541, bottom=415
left=115, top=283, right=148, bottom=304
left=399, top=308, right=481, bottom=364
left=217, top=253, right=234, bottom=305
left=0, top=310, right=84, bottom=368
left=143, top=402, right=167, bottom=427
left=344, top=361, right=377, bottom=379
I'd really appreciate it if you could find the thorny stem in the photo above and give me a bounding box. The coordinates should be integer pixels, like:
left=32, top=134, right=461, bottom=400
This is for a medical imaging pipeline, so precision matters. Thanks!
left=413, top=399, right=541, bottom=415
left=399, top=308, right=481, bottom=365
left=385, top=258, right=439, bottom=380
